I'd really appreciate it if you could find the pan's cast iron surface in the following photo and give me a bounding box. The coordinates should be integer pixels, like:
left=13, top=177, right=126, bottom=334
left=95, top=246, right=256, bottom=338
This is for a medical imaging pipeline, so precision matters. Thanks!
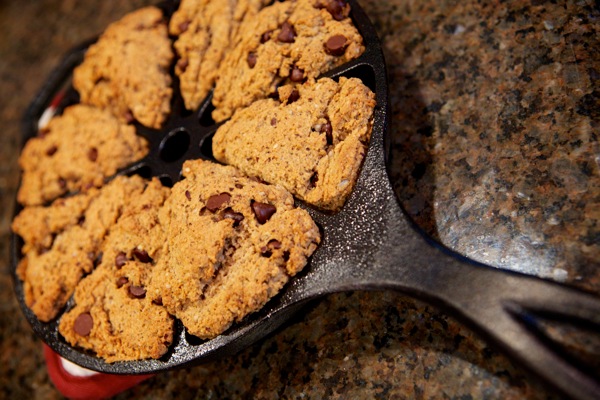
left=11, top=1, right=600, bottom=399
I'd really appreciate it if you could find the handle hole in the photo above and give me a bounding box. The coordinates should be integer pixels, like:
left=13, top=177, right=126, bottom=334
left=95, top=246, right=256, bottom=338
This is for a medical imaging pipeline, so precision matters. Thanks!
left=124, top=164, right=153, bottom=179
left=198, top=102, right=216, bottom=127
left=199, top=133, right=214, bottom=160
left=159, top=175, right=174, bottom=188
left=160, top=128, right=190, bottom=162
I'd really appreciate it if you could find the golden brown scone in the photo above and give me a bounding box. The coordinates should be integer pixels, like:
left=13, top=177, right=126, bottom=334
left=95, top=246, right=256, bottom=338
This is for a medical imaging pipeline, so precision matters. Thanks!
left=59, top=179, right=174, bottom=363
left=213, top=76, right=375, bottom=211
left=12, top=175, right=148, bottom=322
left=170, top=0, right=269, bottom=111
left=17, top=104, right=148, bottom=206
left=211, top=0, right=365, bottom=122
left=73, top=6, right=173, bottom=128
left=148, top=159, right=320, bottom=339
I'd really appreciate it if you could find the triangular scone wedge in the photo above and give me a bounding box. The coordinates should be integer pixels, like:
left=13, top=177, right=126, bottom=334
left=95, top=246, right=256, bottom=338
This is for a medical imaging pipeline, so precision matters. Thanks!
left=149, top=159, right=320, bottom=339
left=213, top=77, right=375, bottom=212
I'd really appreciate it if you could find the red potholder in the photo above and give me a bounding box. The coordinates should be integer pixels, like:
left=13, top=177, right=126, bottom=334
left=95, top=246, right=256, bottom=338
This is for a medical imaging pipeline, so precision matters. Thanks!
left=44, top=344, right=155, bottom=400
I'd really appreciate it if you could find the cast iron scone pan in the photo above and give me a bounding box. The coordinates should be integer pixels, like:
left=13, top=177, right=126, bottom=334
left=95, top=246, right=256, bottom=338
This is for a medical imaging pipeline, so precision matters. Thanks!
left=11, top=1, right=600, bottom=399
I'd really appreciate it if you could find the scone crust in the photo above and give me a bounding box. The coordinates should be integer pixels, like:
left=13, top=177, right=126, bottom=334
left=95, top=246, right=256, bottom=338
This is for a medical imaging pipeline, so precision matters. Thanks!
left=170, top=0, right=269, bottom=111
left=213, top=77, right=375, bottom=211
left=58, top=179, right=174, bottom=363
left=149, top=159, right=320, bottom=339
left=73, top=6, right=173, bottom=129
left=17, top=104, right=148, bottom=206
left=211, top=0, right=365, bottom=122
left=12, top=175, right=149, bottom=322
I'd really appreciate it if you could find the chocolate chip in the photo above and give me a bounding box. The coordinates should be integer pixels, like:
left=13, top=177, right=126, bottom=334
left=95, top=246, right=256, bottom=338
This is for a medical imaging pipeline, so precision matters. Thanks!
left=88, top=147, right=98, bottom=162
left=247, top=52, right=257, bottom=68
left=94, top=252, right=103, bottom=266
left=267, top=239, right=282, bottom=250
left=58, top=178, right=67, bottom=189
left=185, top=190, right=191, bottom=200
left=260, top=30, right=273, bottom=43
left=277, top=21, right=296, bottom=43
left=115, top=251, right=127, bottom=269
left=129, top=285, right=146, bottom=299
left=179, top=20, right=190, bottom=33
left=124, top=110, right=135, bottom=124
left=206, top=193, right=231, bottom=212
left=286, top=89, right=300, bottom=104
left=320, top=120, right=333, bottom=145
left=74, top=312, right=93, bottom=336
left=221, top=207, right=245, bottom=227
left=271, top=117, right=277, bottom=126
left=290, top=65, right=304, bottom=82
left=177, top=58, right=189, bottom=73
left=152, top=297, right=163, bottom=306
left=46, top=145, right=58, bottom=156
left=260, top=248, right=272, bottom=257
left=262, top=240, right=283, bottom=256
left=321, top=0, right=349, bottom=21
left=251, top=201, right=276, bottom=224
left=324, top=35, right=348, bottom=56
left=116, top=276, right=129, bottom=288
left=133, top=248, right=152, bottom=263
left=309, top=171, right=319, bottom=189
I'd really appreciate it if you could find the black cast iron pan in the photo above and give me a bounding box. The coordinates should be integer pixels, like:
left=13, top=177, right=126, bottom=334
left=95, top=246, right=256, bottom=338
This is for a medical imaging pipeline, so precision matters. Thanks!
left=11, top=1, right=600, bottom=399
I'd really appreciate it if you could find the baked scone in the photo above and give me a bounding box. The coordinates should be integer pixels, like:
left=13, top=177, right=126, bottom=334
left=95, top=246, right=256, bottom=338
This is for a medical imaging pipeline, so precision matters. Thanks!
left=17, top=104, right=148, bottom=206
left=211, top=0, right=365, bottom=122
left=170, top=0, right=269, bottom=111
left=12, top=175, right=149, bottom=322
left=212, top=76, right=375, bottom=211
left=58, top=179, right=174, bottom=363
left=73, top=6, right=173, bottom=129
left=148, top=159, right=321, bottom=339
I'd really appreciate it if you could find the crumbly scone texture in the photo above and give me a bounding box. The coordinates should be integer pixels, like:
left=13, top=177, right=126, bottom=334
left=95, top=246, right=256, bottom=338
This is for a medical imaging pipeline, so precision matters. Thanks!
left=11, top=175, right=148, bottom=322
left=148, top=159, right=321, bottom=339
left=17, top=104, right=149, bottom=206
left=73, top=6, right=173, bottom=129
left=211, top=0, right=365, bottom=122
left=58, top=179, right=174, bottom=363
left=213, top=76, right=375, bottom=211
left=170, top=0, right=269, bottom=111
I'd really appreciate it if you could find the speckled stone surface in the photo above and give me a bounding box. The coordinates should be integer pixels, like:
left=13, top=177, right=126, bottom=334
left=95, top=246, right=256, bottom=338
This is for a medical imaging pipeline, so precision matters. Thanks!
left=0, top=1, right=597, bottom=399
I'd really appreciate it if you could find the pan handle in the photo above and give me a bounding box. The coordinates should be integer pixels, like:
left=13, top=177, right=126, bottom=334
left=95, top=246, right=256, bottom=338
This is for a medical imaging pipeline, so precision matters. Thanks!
left=362, top=196, right=600, bottom=400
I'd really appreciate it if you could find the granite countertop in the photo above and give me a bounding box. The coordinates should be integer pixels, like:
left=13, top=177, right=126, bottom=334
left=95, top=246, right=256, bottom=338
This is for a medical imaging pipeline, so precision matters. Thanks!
left=0, top=1, right=598, bottom=399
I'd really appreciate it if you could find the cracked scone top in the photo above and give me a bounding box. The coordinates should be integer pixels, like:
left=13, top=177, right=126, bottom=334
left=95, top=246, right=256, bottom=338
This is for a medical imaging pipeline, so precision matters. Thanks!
left=73, top=6, right=173, bottom=129
left=12, top=175, right=150, bottom=322
left=17, top=104, right=148, bottom=206
left=169, top=0, right=270, bottom=111
left=148, top=159, right=321, bottom=339
left=58, top=178, right=174, bottom=363
left=211, top=0, right=365, bottom=122
left=213, top=76, right=376, bottom=211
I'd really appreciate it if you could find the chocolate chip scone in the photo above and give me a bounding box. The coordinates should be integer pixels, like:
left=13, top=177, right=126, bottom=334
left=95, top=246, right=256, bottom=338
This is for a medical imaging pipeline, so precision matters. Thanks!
left=212, top=76, right=375, bottom=211
left=170, top=0, right=269, bottom=111
left=17, top=104, right=148, bottom=206
left=211, top=0, right=365, bottom=122
left=12, top=175, right=149, bottom=322
left=148, top=159, right=320, bottom=339
left=58, top=178, right=174, bottom=363
left=73, top=6, right=173, bottom=129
